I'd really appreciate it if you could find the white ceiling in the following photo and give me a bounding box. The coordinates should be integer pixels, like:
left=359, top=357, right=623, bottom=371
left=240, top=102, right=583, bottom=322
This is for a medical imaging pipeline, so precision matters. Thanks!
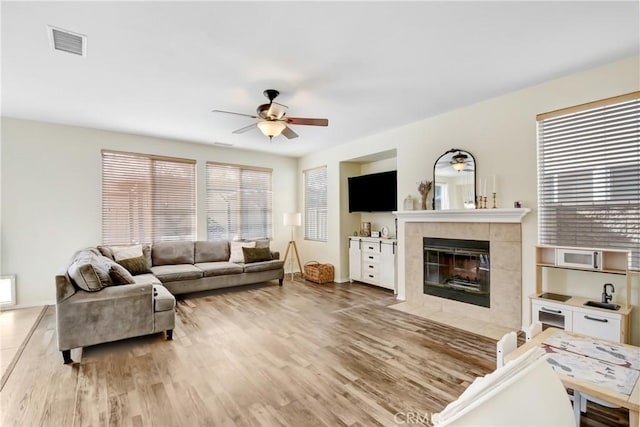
left=2, top=1, right=638, bottom=158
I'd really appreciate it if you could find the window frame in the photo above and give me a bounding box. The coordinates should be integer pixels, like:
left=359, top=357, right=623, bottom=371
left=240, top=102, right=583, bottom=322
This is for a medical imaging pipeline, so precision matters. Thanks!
left=304, top=165, right=328, bottom=242
left=101, top=149, right=196, bottom=245
left=536, top=91, right=640, bottom=269
left=206, top=161, right=273, bottom=241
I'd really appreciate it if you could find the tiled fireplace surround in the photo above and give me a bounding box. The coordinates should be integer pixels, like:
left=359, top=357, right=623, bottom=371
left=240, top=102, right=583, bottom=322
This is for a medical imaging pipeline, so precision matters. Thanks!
left=402, top=213, right=526, bottom=332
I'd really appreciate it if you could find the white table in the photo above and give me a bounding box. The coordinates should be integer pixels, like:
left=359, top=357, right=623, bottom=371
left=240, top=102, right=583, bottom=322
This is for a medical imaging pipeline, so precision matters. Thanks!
left=506, top=328, right=640, bottom=427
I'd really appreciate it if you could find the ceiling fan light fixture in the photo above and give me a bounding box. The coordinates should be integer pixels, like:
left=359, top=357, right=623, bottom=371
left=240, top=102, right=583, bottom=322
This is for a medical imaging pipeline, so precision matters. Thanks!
left=257, top=120, right=286, bottom=140
left=452, top=161, right=466, bottom=172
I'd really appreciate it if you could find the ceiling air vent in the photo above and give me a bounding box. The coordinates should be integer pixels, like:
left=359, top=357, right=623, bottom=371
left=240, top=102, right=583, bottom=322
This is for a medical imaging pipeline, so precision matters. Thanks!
left=47, top=25, right=86, bottom=56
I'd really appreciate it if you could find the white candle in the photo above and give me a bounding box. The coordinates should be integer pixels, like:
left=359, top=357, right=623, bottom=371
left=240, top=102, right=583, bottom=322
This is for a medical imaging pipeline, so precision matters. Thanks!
left=483, top=178, right=487, bottom=197
left=493, top=175, right=497, bottom=193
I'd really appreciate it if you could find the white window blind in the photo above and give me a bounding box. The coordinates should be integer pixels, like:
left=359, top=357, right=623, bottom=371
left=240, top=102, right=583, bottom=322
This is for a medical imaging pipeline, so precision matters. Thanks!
left=537, top=92, right=640, bottom=269
left=206, top=162, right=272, bottom=240
left=102, top=150, right=196, bottom=245
left=304, top=166, right=328, bottom=241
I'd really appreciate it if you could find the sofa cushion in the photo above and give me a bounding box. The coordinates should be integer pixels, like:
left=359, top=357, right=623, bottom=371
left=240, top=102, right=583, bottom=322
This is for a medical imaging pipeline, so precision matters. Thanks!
left=242, top=247, right=272, bottom=263
left=194, top=262, right=244, bottom=277
left=229, top=241, right=255, bottom=263
left=195, top=240, right=230, bottom=263
left=248, top=239, right=270, bottom=249
left=153, top=285, right=175, bottom=312
left=132, top=273, right=162, bottom=286
left=117, top=256, right=152, bottom=275
left=68, top=251, right=111, bottom=291
left=242, top=259, right=285, bottom=273
left=150, top=264, right=203, bottom=282
left=152, top=241, right=195, bottom=266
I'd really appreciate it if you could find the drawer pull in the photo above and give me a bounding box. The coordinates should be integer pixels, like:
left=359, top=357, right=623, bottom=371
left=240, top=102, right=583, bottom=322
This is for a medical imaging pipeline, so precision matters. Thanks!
left=368, top=246, right=374, bottom=250
left=368, top=256, right=374, bottom=259
left=540, top=307, right=562, bottom=314
left=369, top=265, right=374, bottom=269
left=584, top=315, right=608, bottom=323
left=368, top=274, right=374, bottom=278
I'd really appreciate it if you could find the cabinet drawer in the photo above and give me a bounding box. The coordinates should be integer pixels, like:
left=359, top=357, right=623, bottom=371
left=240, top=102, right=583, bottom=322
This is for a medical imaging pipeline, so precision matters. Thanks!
left=362, top=242, right=380, bottom=253
left=362, top=271, right=379, bottom=283
left=362, top=252, right=380, bottom=263
left=572, top=310, right=621, bottom=342
left=362, top=262, right=379, bottom=274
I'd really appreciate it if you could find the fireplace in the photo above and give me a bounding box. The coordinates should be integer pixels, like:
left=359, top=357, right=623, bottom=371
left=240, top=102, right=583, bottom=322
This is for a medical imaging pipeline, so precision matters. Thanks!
left=423, top=237, right=490, bottom=308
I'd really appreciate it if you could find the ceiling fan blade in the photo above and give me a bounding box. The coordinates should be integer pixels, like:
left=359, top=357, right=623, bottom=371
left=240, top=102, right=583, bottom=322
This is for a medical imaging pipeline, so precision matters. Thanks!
left=281, top=125, right=299, bottom=139
left=267, top=102, right=288, bottom=120
left=232, top=123, right=258, bottom=134
left=286, top=117, right=328, bottom=126
left=212, top=109, right=257, bottom=119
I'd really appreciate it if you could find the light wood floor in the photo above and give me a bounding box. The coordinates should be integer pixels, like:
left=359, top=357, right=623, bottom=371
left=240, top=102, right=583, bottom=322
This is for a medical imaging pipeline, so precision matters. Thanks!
left=0, top=306, right=45, bottom=388
left=0, top=279, right=630, bottom=426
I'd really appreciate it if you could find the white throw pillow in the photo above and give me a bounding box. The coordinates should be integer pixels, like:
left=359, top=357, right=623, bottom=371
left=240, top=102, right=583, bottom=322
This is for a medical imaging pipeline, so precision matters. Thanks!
left=229, top=241, right=255, bottom=263
left=111, top=244, right=143, bottom=261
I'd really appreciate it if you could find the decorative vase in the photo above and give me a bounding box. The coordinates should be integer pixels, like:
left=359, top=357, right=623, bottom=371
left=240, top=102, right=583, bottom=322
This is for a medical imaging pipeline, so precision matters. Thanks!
left=403, top=195, right=414, bottom=210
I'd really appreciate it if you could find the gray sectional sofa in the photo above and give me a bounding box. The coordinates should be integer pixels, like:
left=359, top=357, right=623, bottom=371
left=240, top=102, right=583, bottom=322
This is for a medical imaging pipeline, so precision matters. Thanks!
left=55, top=240, right=284, bottom=363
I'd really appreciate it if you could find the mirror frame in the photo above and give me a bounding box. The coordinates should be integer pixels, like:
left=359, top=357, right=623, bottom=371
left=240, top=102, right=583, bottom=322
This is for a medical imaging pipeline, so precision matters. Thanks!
left=432, top=148, right=477, bottom=210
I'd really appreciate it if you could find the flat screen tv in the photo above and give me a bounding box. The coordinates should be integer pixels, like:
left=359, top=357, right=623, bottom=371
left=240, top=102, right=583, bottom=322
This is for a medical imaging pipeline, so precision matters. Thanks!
left=348, top=170, right=397, bottom=213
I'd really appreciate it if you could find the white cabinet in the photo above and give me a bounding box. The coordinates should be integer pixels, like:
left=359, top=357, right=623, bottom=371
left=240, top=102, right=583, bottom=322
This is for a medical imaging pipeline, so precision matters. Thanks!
left=348, top=237, right=396, bottom=292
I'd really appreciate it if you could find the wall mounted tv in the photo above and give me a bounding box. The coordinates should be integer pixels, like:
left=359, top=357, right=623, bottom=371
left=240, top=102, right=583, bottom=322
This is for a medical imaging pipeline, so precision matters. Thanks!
left=348, top=170, right=397, bottom=213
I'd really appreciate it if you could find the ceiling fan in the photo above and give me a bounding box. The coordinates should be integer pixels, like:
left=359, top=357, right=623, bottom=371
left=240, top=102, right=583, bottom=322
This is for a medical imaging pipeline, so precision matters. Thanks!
left=450, top=151, right=474, bottom=172
left=212, top=89, right=329, bottom=141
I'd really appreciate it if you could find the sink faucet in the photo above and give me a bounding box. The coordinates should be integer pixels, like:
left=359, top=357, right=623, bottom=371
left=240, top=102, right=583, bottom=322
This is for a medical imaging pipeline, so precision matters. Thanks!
left=602, top=283, right=615, bottom=304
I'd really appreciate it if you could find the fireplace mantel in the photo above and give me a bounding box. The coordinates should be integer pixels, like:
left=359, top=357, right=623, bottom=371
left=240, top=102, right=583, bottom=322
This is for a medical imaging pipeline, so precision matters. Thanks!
left=394, top=208, right=531, bottom=223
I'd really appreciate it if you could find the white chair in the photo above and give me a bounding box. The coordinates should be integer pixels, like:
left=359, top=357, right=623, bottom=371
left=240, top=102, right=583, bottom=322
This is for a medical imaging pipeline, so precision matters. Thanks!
left=524, top=322, right=542, bottom=342
left=496, top=331, right=517, bottom=368
left=433, top=347, right=575, bottom=427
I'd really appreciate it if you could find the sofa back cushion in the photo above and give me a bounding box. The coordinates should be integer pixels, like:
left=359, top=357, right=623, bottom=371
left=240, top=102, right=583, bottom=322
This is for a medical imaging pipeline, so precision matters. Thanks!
left=152, top=241, right=195, bottom=266
left=195, top=240, right=230, bottom=263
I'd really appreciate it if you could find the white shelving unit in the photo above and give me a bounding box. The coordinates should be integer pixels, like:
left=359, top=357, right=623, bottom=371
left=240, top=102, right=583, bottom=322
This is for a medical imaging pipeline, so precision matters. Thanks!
left=532, top=245, right=634, bottom=343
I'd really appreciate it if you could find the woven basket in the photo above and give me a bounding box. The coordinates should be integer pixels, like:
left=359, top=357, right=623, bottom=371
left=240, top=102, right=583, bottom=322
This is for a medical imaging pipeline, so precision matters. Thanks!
left=303, top=261, right=335, bottom=284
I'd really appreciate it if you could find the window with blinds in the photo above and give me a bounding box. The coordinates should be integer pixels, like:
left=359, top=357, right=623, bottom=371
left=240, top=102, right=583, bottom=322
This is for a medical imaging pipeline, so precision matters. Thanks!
left=537, top=92, right=640, bottom=269
left=102, top=150, right=196, bottom=245
left=304, top=166, right=328, bottom=241
left=206, top=162, right=272, bottom=240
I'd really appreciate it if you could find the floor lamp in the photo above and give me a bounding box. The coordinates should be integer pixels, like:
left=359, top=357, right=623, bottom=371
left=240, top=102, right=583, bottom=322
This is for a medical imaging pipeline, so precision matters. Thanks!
left=283, top=213, right=303, bottom=281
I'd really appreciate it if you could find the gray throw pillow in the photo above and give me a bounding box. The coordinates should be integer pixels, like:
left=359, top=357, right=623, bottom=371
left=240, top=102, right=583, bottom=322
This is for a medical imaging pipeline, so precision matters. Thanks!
left=68, top=258, right=108, bottom=292
left=109, top=263, right=136, bottom=285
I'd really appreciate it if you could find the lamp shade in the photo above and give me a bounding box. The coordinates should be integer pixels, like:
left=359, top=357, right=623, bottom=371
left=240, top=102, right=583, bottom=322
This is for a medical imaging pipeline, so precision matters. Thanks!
left=283, top=212, right=302, bottom=227
left=257, top=120, right=286, bottom=138
left=452, top=161, right=466, bottom=172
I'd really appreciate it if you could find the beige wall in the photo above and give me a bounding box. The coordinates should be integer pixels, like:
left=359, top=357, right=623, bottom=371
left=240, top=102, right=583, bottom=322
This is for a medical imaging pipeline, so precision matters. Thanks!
left=298, top=56, right=640, bottom=344
left=1, top=118, right=298, bottom=306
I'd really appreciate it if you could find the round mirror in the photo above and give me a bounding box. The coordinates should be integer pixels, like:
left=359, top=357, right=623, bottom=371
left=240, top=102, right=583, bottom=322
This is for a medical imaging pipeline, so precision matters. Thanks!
left=433, top=149, right=476, bottom=210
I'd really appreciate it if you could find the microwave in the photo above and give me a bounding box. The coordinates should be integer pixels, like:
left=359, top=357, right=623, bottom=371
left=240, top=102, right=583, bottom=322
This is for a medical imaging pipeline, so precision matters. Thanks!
left=556, top=248, right=602, bottom=270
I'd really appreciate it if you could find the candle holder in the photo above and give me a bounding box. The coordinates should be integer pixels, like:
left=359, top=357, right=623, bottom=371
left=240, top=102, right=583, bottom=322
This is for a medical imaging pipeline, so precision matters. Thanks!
left=483, top=196, right=488, bottom=209
left=477, top=195, right=483, bottom=209
left=492, top=192, right=497, bottom=209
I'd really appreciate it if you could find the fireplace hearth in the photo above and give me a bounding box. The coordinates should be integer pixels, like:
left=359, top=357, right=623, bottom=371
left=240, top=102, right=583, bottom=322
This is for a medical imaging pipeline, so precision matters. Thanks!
left=423, top=237, right=490, bottom=308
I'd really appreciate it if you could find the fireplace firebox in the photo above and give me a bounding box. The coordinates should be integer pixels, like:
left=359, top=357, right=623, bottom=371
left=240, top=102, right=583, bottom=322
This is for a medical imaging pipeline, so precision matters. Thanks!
left=423, top=237, right=490, bottom=308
